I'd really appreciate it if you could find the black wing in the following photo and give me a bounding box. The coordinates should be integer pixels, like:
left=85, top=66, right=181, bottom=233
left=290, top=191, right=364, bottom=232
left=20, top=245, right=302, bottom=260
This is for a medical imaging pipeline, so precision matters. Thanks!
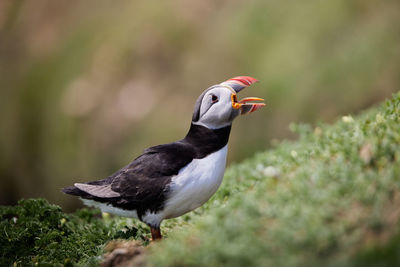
left=62, top=141, right=195, bottom=215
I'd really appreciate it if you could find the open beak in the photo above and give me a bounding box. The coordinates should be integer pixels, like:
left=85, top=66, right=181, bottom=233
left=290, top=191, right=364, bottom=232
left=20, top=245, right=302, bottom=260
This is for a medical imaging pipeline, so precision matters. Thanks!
left=231, top=94, right=266, bottom=115
left=221, top=76, right=265, bottom=115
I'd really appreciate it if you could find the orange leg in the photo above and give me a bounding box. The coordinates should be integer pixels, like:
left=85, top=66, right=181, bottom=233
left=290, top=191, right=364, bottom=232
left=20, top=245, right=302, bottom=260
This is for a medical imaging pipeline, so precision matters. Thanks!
left=150, top=227, right=162, bottom=240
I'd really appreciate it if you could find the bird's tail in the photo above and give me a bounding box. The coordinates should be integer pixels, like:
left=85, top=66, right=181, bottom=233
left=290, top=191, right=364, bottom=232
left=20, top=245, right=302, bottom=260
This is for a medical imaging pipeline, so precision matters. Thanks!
left=61, top=185, right=86, bottom=196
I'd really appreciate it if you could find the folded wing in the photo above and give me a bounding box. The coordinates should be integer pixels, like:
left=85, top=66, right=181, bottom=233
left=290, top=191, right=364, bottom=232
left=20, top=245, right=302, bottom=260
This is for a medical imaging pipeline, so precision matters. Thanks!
left=62, top=141, right=196, bottom=213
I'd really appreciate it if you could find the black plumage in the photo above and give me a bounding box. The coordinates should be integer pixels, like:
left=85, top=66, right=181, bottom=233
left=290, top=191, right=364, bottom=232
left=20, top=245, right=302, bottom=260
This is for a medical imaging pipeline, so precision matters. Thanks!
left=62, top=123, right=231, bottom=220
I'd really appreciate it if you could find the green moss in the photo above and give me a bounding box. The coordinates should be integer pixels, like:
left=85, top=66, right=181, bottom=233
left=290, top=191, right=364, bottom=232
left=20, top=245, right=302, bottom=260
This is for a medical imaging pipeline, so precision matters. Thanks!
left=0, top=199, right=149, bottom=266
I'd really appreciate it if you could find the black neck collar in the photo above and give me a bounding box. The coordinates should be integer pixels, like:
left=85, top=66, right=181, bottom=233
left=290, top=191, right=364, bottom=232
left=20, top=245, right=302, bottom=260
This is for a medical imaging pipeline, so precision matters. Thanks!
left=181, top=123, right=231, bottom=158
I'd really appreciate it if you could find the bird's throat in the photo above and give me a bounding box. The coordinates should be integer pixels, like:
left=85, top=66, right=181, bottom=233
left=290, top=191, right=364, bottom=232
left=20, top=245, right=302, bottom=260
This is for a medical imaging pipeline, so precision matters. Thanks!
left=182, top=123, right=231, bottom=158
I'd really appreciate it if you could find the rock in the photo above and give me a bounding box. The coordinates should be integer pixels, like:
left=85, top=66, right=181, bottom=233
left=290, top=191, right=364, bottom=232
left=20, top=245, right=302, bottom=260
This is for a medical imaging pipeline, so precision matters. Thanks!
left=101, top=240, right=145, bottom=267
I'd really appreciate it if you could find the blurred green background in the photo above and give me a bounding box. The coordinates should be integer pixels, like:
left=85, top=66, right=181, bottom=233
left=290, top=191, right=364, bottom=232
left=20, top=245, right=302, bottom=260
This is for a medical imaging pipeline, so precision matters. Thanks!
left=0, top=0, right=399, bottom=211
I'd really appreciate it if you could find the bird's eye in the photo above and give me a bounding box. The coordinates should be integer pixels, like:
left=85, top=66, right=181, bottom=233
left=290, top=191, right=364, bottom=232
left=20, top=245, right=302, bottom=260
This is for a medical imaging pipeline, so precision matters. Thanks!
left=211, top=94, right=218, bottom=103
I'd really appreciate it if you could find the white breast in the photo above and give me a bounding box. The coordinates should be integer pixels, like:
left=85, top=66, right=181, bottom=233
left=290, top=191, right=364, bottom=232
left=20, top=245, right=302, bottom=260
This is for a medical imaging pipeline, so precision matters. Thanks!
left=162, top=145, right=228, bottom=219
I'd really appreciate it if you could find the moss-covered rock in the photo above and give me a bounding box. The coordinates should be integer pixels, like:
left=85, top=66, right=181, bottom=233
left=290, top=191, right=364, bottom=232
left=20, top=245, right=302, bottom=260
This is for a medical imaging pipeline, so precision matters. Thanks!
left=1, top=92, right=400, bottom=266
left=149, top=92, right=400, bottom=267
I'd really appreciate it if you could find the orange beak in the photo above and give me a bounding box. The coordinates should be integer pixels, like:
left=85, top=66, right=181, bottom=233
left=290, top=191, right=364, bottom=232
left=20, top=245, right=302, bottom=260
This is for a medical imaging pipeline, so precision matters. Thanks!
left=231, top=94, right=266, bottom=115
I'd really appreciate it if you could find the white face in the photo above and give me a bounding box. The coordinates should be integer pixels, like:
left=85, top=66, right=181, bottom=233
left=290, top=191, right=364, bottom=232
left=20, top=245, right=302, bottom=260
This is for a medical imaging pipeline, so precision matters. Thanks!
left=192, top=86, right=240, bottom=129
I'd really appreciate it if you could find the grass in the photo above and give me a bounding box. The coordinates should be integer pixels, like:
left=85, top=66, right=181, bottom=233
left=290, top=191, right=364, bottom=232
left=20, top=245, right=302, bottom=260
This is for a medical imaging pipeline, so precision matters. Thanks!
left=1, top=92, right=400, bottom=266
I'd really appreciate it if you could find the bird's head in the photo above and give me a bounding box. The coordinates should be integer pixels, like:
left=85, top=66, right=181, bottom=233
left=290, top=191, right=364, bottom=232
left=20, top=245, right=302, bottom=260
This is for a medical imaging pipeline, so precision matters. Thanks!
left=192, top=76, right=265, bottom=129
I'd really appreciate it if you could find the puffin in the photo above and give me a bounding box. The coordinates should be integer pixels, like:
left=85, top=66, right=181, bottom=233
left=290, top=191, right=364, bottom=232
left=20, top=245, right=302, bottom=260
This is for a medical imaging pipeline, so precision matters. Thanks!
left=62, top=76, right=265, bottom=240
